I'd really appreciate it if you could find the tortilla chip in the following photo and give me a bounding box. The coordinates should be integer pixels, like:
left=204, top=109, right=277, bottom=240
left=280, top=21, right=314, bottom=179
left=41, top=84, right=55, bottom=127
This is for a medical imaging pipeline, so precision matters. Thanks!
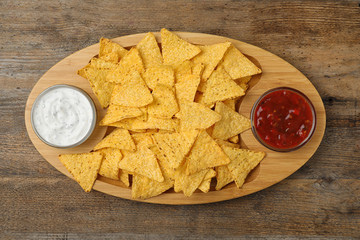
left=99, top=37, right=128, bottom=62
left=198, top=169, right=216, bottom=193
left=228, top=135, right=239, bottom=144
left=161, top=28, right=201, bottom=66
left=106, top=47, right=145, bottom=84
left=110, top=116, right=179, bottom=132
left=197, top=80, right=208, bottom=93
left=149, top=144, right=176, bottom=180
left=143, top=65, right=175, bottom=90
left=132, top=173, right=174, bottom=199
left=99, top=104, right=143, bottom=126
left=131, top=132, right=155, bottom=148
left=110, top=71, right=153, bottom=107
left=99, top=52, right=119, bottom=63
left=219, top=45, right=261, bottom=79
left=223, top=99, right=236, bottom=110
left=77, top=63, right=90, bottom=78
left=58, top=152, right=103, bottom=192
left=175, top=74, right=200, bottom=105
left=137, top=32, right=163, bottom=68
left=186, top=130, right=230, bottom=175
left=192, top=42, right=231, bottom=81
left=93, top=128, right=136, bottom=152
left=192, top=62, right=205, bottom=77
left=148, top=84, right=179, bottom=119
left=202, top=66, right=245, bottom=106
left=174, top=60, right=192, bottom=82
left=215, top=165, right=233, bottom=190
left=177, top=102, right=221, bottom=131
left=90, top=57, right=118, bottom=69
left=119, top=170, right=130, bottom=187
left=96, top=148, right=122, bottom=180
left=212, top=102, right=251, bottom=140
left=119, top=145, right=164, bottom=182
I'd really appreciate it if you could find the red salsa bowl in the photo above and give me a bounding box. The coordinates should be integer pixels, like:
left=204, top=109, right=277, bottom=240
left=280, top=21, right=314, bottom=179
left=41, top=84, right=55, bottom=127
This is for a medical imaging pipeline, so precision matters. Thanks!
left=250, top=87, right=316, bottom=152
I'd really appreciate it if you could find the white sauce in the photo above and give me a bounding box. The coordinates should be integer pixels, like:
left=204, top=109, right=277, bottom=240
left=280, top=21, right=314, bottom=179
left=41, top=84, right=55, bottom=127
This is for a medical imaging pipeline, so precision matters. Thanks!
left=32, top=86, right=94, bottom=147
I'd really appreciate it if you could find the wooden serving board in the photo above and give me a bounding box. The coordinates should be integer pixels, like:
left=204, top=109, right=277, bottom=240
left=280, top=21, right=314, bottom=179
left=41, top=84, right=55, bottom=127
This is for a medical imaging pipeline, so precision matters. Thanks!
left=25, top=32, right=326, bottom=205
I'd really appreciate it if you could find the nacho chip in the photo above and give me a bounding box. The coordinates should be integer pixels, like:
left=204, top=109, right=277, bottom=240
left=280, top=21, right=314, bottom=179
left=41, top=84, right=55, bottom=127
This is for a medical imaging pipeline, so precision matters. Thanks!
left=192, top=42, right=231, bottom=81
left=110, top=116, right=179, bottom=131
left=219, top=45, right=261, bottom=79
left=212, top=102, right=251, bottom=140
left=93, top=128, right=136, bottom=152
left=175, top=74, right=200, bottom=105
left=202, top=66, right=245, bottom=106
left=59, top=152, right=103, bottom=192
left=198, top=169, right=216, bottom=193
left=177, top=102, right=221, bottom=131
left=192, top=62, right=205, bottom=77
left=90, top=57, right=118, bottom=69
left=110, top=71, right=153, bottom=107
left=132, top=173, right=174, bottom=199
left=77, top=63, right=90, bottom=78
left=99, top=104, right=143, bottom=126
left=197, top=80, right=208, bottom=93
left=119, top=145, right=164, bottom=182
left=148, top=84, right=179, bottom=119
left=99, top=37, right=128, bottom=62
left=223, top=99, right=236, bottom=110
left=228, top=135, right=239, bottom=144
left=186, top=130, right=230, bottom=175
left=161, top=28, right=201, bottom=66
left=131, top=132, right=155, bottom=148
left=215, top=165, right=233, bottom=190
left=143, top=65, right=175, bottom=90
left=96, top=148, right=122, bottom=180
left=99, top=51, right=119, bottom=63
left=174, top=60, right=192, bottom=82
left=221, top=146, right=265, bottom=188
left=149, top=144, right=176, bottom=180
left=137, top=32, right=163, bottom=68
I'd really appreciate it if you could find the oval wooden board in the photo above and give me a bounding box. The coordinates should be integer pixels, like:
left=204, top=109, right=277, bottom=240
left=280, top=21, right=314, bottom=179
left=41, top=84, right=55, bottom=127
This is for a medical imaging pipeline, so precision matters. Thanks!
left=25, top=32, right=326, bottom=205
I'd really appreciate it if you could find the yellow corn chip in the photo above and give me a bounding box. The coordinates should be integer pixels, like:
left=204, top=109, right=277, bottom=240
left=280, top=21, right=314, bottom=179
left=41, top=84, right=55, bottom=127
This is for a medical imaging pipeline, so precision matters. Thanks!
left=120, top=170, right=130, bottom=187
left=197, top=80, right=208, bottom=93
left=186, top=130, right=230, bottom=175
left=143, top=65, right=175, bottom=90
left=148, top=84, right=179, bottom=119
left=212, top=102, right=251, bottom=140
left=90, top=57, right=117, bottom=69
left=223, top=99, right=236, bottom=110
left=202, top=66, right=245, bottom=106
left=137, top=32, right=163, bottom=68
left=99, top=37, right=128, bottom=62
left=228, top=135, right=239, bottom=144
left=99, top=104, right=143, bottom=126
left=96, top=148, right=122, bottom=180
left=58, top=152, right=103, bottom=192
left=161, top=28, right=201, bottom=66
left=192, top=42, right=231, bottom=81
left=77, top=63, right=90, bottom=78
left=177, top=102, right=221, bottom=131
left=82, top=67, right=114, bottom=108
left=100, top=51, right=119, bottom=63
left=149, top=144, right=176, bottom=180
left=215, top=165, right=233, bottom=190
left=192, top=62, right=205, bottom=77
left=236, top=76, right=252, bottom=85
left=221, top=146, right=265, bottom=188
left=110, top=71, right=153, bottom=107
left=219, top=45, right=261, bottom=79
left=131, top=132, right=155, bottom=148
left=175, top=74, right=200, bottom=106
left=93, top=128, right=136, bottom=152
left=198, top=169, right=216, bottom=193
left=110, top=116, right=179, bottom=132
left=132, top=173, right=174, bottom=199
left=106, top=47, right=145, bottom=84
left=119, top=145, right=164, bottom=182
left=174, top=60, right=192, bottom=82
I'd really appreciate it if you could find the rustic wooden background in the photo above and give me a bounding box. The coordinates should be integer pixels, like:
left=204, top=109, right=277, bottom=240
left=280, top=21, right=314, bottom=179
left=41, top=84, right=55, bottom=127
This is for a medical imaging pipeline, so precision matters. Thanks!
left=1, top=0, right=359, bottom=239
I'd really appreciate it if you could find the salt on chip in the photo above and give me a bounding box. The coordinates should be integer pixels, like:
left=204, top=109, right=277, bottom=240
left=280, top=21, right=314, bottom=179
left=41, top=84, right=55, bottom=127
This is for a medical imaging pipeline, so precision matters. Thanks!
left=219, top=45, right=261, bottom=79
left=96, top=148, right=122, bottom=180
left=148, top=84, right=179, bottom=119
left=186, top=130, right=230, bottom=175
left=174, top=60, right=192, bottom=82
left=161, top=28, right=201, bottom=66
left=212, top=102, right=251, bottom=140
left=137, top=32, right=163, bottom=68
left=120, top=170, right=130, bottom=187
left=143, top=65, right=175, bottom=90
left=58, top=152, right=103, bottom=192
left=215, top=165, right=233, bottom=190
left=110, top=71, right=153, bottom=107
left=192, top=42, right=231, bottom=81
left=202, top=66, right=245, bottom=106
left=99, top=104, right=143, bottom=126
left=177, top=102, right=221, bottom=131
left=198, top=169, right=216, bottom=193
left=99, top=37, right=128, bottom=62
left=119, top=145, right=164, bottom=182
left=93, top=128, right=136, bottom=152
left=220, top=146, right=265, bottom=188
left=175, top=74, right=200, bottom=105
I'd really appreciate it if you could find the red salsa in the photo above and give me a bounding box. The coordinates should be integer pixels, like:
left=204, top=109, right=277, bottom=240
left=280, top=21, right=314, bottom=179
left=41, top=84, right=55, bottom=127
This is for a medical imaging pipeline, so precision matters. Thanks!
left=253, top=88, right=315, bottom=150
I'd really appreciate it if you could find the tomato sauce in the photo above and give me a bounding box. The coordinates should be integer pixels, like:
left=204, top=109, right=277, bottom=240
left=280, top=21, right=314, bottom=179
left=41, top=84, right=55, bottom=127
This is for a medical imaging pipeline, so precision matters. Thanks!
left=253, top=88, right=315, bottom=150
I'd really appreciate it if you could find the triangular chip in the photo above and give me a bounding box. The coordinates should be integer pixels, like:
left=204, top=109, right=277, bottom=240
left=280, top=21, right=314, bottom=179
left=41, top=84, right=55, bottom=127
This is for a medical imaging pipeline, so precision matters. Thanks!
left=131, top=132, right=155, bottom=148
left=192, top=42, right=231, bottom=81
left=137, top=32, right=163, bottom=68
left=110, top=116, right=179, bottom=132
left=175, top=74, right=200, bottom=106
left=186, top=130, right=230, bottom=175
left=110, top=71, right=153, bottom=107
left=223, top=99, right=236, bottom=110
left=58, top=152, right=103, bottom=192
left=174, top=60, right=192, bottom=82
left=215, top=165, right=233, bottom=190
left=99, top=104, right=143, bottom=126
left=219, top=45, right=261, bottom=79
left=143, top=65, right=175, bottom=90
left=198, top=169, right=216, bottom=193
left=96, top=148, right=122, bottom=180
left=202, top=66, right=245, bottom=106
left=132, top=173, right=174, bottom=199
left=228, top=135, right=239, bottom=144
left=148, top=84, right=179, bottom=119
left=120, top=170, right=130, bottom=187
left=106, top=48, right=145, bottom=84
left=215, top=138, right=240, bottom=149
left=149, top=144, right=176, bottom=180
left=90, top=57, right=117, bottom=69
left=197, top=80, right=208, bottom=93
left=212, top=102, right=251, bottom=140
left=119, top=145, right=164, bottom=182
left=161, top=28, right=201, bottom=66
left=177, top=102, right=221, bottom=131
left=192, top=62, right=205, bottom=77
left=99, top=37, right=128, bottom=62
left=93, top=128, right=136, bottom=152
left=221, top=146, right=265, bottom=188
left=99, top=51, right=119, bottom=63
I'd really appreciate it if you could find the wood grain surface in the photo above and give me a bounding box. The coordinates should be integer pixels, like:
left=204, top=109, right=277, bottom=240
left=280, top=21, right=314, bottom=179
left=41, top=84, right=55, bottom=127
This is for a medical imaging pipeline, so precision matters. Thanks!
left=1, top=0, right=359, bottom=238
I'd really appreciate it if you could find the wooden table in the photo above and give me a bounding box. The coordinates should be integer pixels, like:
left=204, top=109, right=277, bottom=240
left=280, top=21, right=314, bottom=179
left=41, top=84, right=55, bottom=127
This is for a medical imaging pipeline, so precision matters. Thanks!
left=1, top=0, right=359, bottom=238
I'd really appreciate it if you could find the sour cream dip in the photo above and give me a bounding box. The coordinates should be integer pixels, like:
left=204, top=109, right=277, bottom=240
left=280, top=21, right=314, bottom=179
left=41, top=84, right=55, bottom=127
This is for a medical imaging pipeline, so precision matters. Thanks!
left=31, top=85, right=96, bottom=148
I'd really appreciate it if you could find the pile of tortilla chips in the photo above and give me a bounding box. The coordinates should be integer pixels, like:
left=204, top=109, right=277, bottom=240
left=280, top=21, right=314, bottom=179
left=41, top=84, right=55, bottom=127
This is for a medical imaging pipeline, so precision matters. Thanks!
left=59, top=29, right=265, bottom=199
